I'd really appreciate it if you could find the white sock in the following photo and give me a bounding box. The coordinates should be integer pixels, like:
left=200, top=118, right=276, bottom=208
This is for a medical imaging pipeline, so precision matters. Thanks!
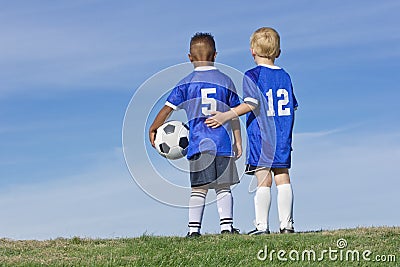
left=188, top=190, right=207, bottom=234
left=277, top=183, right=294, bottom=230
left=254, top=186, right=271, bottom=231
left=216, top=188, right=233, bottom=232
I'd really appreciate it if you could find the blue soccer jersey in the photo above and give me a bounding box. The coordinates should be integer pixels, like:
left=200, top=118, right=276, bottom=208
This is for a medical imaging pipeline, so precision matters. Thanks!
left=166, top=66, right=240, bottom=159
left=243, top=64, right=298, bottom=168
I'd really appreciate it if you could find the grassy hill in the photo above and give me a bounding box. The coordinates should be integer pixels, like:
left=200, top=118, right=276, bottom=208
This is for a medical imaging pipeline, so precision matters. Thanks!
left=0, top=227, right=399, bottom=266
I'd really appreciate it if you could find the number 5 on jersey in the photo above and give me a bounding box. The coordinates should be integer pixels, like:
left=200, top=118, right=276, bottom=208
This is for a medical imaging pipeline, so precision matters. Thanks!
left=266, top=88, right=291, bottom=117
left=201, top=88, right=217, bottom=116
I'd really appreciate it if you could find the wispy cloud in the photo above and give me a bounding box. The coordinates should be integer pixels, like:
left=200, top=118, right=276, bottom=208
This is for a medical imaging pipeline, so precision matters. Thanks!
left=279, top=2, right=400, bottom=49
left=0, top=2, right=185, bottom=94
left=293, top=122, right=370, bottom=138
left=289, top=127, right=400, bottom=230
left=221, top=1, right=400, bottom=69
left=1, top=1, right=399, bottom=95
left=294, top=128, right=347, bottom=138
left=0, top=149, right=187, bottom=240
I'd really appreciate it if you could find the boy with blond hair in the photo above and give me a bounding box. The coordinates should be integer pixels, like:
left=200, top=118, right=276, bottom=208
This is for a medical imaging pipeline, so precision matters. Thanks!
left=206, top=27, right=298, bottom=234
left=149, top=33, right=242, bottom=237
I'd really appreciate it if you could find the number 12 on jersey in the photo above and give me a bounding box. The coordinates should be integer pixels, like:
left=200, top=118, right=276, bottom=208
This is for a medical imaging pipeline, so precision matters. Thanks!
left=265, top=88, right=291, bottom=117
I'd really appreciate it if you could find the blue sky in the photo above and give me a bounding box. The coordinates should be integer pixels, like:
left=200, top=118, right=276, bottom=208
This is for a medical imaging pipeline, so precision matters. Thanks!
left=0, top=1, right=399, bottom=239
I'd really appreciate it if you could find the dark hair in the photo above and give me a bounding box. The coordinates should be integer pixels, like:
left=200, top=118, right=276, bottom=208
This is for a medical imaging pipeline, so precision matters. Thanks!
left=189, top=32, right=216, bottom=61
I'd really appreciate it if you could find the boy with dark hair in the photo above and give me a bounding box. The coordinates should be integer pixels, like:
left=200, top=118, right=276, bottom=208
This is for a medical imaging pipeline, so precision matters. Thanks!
left=149, top=32, right=242, bottom=237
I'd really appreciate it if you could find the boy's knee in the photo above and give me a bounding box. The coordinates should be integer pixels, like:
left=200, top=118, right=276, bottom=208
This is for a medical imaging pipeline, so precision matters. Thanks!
left=272, top=168, right=291, bottom=185
left=255, top=169, right=273, bottom=187
left=272, top=168, right=289, bottom=175
left=258, top=179, right=272, bottom=187
left=192, top=185, right=208, bottom=194
left=215, top=183, right=231, bottom=191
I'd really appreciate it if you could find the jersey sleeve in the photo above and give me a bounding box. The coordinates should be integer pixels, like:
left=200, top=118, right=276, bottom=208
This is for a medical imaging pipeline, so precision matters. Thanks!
left=243, top=70, right=260, bottom=106
left=291, top=83, right=299, bottom=110
left=165, top=85, right=185, bottom=110
left=227, top=80, right=241, bottom=108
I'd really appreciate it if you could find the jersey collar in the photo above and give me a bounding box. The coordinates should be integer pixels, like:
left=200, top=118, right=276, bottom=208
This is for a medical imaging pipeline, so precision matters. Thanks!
left=194, top=66, right=217, bottom=71
left=258, top=63, right=281, bottom=69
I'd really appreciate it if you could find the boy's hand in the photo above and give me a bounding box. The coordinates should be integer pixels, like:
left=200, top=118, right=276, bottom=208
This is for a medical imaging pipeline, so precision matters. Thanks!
left=205, top=111, right=230, bottom=128
left=233, top=142, right=242, bottom=159
left=149, top=129, right=157, bottom=147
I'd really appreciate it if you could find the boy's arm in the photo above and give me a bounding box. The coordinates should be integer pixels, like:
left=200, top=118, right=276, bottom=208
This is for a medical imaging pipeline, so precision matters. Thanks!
left=231, top=118, right=242, bottom=159
left=205, top=102, right=257, bottom=129
left=149, top=105, right=174, bottom=147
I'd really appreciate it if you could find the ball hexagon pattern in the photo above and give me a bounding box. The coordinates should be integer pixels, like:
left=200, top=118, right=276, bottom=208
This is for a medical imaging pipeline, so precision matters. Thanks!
left=154, top=120, right=189, bottom=160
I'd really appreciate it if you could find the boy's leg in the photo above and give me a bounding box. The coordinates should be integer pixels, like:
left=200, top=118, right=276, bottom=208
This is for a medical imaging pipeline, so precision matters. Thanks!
left=273, top=168, right=294, bottom=232
left=253, top=169, right=272, bottom=232
left=188, top=185, right=208, bottom=234
left=215, top=183, right=234, bottom=233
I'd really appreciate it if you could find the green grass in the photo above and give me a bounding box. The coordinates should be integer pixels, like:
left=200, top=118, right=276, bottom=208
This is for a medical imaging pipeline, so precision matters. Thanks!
left=0, top=227, right=399, bottom=266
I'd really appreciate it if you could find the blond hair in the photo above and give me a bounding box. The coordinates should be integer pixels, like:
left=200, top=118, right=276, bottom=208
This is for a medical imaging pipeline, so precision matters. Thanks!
left=250, top=27, right=280, bottom=59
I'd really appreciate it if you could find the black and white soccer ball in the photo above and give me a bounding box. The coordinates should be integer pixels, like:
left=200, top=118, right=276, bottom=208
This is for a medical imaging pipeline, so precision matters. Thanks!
left=154, top=120, right=189, bottom=160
